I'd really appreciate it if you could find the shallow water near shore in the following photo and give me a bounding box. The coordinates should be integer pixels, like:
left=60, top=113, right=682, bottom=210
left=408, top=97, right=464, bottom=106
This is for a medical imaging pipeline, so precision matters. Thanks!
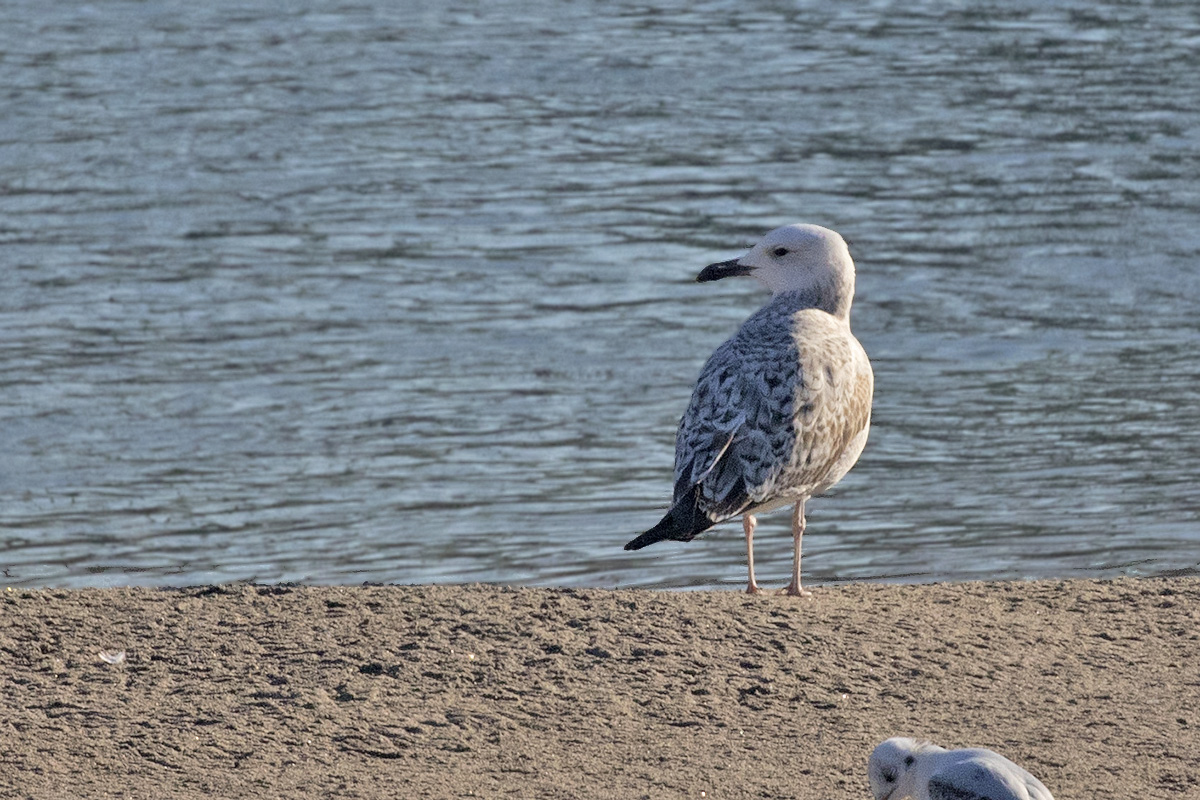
left=2, top=1, right=1200, bottom=589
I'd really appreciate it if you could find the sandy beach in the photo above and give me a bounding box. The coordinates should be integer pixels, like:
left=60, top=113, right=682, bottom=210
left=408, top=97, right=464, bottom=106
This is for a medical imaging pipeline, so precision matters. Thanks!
left=2, top=578, right=1198, bottom=798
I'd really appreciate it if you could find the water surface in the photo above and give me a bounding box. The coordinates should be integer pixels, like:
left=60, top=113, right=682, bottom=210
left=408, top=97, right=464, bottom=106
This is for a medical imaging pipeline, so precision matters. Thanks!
left=3, top=1, right=1199, bottom=589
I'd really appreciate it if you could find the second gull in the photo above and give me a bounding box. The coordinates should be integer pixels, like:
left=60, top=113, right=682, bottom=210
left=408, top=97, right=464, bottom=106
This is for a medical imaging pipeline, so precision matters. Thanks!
left=868, top=737, right=1056, bottom=800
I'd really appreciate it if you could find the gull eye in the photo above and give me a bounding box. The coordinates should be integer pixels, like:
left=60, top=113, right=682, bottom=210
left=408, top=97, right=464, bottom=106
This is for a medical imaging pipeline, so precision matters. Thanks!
left=772, top=247, right=789, bottom=257
left=904, top=756, right=914, bottom=767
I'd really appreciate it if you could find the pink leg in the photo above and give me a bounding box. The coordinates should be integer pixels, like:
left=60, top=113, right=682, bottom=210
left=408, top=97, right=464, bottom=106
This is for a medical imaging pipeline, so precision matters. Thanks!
left=782, top=501, right=812, bottom=597
left=743, top=514, right=762, bottom=594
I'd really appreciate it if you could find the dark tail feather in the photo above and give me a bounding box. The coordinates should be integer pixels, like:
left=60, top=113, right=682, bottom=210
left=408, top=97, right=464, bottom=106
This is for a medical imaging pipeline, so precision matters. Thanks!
left=624, top=485, right=715, bottom=551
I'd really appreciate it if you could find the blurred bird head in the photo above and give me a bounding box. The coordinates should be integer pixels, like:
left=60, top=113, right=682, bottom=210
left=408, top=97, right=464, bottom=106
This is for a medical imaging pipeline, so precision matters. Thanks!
left=867, top=737, right=934, bottom=800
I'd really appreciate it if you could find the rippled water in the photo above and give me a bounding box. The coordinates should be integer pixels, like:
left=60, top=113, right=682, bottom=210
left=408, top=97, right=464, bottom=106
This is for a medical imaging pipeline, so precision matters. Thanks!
left=3, top=1, right=1199, bottom=590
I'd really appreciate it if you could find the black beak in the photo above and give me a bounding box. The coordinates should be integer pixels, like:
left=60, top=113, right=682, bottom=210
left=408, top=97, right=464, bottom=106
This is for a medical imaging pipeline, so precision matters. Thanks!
left=695, top=258, right=753, bottom=283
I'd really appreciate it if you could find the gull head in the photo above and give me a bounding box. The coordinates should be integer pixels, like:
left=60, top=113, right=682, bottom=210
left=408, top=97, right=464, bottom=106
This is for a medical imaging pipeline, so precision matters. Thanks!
left=696, top=223, right=856, bottom=316
left=868, top=737, right=931, bottom=800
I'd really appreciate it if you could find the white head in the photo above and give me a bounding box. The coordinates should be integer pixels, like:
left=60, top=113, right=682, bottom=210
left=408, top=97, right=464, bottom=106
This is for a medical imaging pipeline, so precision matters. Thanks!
left=868, top=737, right=940, bottom=800
left=696, top=223, right=856, bottom=318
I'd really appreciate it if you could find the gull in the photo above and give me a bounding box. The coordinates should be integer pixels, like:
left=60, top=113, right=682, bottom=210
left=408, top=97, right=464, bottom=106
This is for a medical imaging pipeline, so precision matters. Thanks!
left=624, top=223, right=873, bottom=595
left=868, top=737, right=1056, bottom=800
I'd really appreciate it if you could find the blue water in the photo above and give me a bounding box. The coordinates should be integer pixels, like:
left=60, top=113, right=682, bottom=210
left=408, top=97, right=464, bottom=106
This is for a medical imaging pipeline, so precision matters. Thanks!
left=3, top=1, right=1199, bottom=590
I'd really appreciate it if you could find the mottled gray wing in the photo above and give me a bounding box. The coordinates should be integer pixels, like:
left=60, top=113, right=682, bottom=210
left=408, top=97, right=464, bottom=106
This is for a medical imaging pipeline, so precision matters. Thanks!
left=672, top=330, right=798, bottom=523
left=928, top=759, right=1051, bottom=800
left=928, top=778, right=994, bottom=800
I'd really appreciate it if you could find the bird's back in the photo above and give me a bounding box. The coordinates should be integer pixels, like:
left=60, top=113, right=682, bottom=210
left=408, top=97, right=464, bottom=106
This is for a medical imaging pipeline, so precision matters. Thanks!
left=928, top=750, right=1055, bottom=800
